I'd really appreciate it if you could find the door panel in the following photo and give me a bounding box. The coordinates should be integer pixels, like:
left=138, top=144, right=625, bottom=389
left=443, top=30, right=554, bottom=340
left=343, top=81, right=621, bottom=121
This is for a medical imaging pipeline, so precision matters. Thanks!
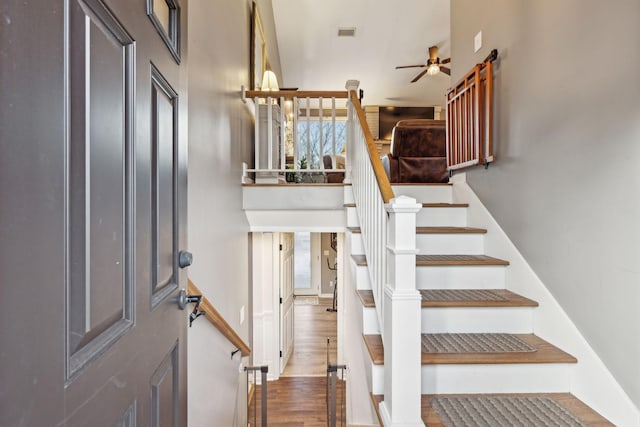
left=150, top=342, right=180, bottom=427
left=67, top=0, right=135, bottom=379
left=280, top=233, right=295, bottom=372
left=0, top=0, right=188, bottom=425
left=151, top=65, right=180, bottom=307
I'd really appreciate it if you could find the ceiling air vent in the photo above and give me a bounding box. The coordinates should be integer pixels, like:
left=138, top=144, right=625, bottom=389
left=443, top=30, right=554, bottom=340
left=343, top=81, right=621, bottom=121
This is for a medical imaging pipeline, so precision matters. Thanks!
left=337, top=27, right=356, bottom=37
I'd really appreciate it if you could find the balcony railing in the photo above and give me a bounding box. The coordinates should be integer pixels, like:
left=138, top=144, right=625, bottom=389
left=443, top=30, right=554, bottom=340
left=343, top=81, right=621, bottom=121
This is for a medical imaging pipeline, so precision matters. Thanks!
left=242, top=90, right=350, bottom=184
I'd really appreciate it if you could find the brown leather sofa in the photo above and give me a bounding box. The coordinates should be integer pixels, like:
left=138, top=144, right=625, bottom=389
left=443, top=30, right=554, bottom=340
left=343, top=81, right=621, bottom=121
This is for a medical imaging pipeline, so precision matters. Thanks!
left=386, top=119, right=448, bottom=183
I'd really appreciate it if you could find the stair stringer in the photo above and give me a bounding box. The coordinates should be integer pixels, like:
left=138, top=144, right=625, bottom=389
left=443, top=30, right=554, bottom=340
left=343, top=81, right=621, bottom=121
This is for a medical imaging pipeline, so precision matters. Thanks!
left=450, top=172, right=640, bottom=426
left=343, top=222, right=380, bottom=426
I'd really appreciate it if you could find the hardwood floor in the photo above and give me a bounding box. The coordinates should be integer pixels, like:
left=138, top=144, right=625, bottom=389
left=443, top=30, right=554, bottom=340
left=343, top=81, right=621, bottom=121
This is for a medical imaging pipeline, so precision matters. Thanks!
left=249, top=377, right=346, bottom=427
left=248, top=297, right=343, bottom=426
left=282, top=297, right=337, bottom=377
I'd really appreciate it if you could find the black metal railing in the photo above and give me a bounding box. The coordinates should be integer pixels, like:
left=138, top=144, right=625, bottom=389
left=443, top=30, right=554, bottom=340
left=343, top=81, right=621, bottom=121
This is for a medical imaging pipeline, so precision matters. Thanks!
left=245, top=365, right=268, bottom=427
left=325, top=338, right=346, bottom=427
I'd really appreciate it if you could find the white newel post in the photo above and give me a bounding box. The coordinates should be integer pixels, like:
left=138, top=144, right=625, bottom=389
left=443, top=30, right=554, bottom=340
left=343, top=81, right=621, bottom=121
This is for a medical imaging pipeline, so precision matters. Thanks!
left=380, top=196, right=424, bottom=427
left=344, top=79, right=359, bottom=184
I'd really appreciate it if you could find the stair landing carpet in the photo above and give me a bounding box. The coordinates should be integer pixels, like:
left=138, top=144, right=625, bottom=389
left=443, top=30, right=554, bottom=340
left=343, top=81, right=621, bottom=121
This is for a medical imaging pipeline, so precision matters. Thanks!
left=422, top=333, right=536, bottom=353
left=432, top=396, right=587, bottom=427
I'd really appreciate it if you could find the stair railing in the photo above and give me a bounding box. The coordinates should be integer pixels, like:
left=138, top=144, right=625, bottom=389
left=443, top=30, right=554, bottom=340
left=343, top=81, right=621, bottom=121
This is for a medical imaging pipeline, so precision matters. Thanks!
left=346, top=82, right=394, bottom=334
left=241, top=89, right=349, bottom=183
left=325, top=338, right=346, bottom=427
left=446, top=49, right=498, bottom=171
left=187, top=279, right=251, bottom=357
left=347, top=80, right=424, bottom=426
left=245, top=365, right=268, bottom=427
left=326, top=363, right=346, bottom=427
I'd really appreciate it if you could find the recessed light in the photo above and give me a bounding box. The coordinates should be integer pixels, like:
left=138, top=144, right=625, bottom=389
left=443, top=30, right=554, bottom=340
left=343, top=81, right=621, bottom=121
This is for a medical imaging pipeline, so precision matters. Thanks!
left=338, top=27, right=356, bottom=37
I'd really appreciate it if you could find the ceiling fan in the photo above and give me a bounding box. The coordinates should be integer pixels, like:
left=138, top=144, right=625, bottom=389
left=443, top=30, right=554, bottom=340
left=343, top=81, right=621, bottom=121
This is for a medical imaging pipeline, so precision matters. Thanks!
left=396, top=46, right=451, bottom=82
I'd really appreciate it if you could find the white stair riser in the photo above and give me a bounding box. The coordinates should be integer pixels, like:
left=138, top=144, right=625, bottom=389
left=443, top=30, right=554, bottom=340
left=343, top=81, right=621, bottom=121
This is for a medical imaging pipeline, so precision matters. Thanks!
left=346, top=207, right=359, bottom=228
left=417, top=266, right=507, bottom=289
left=370, top=364, right=384, bottom=395
left=416, top=208, right=467, bottom=227
left=349, top=232, right=364, bottom=255
left=352, top=263, right=371, bottom=290
left=392, top=185, right=453, bottom=203
left=421, top=364, right=573, bottom=394
left=343, top=186, right=354, bottom=204
left=416, top=234, right=484, bottom=255
left=421, top=307, right=533, bottom=333
left=370, top=362, right=573, bottom=395
left=363, top=306, right=380, bottom=334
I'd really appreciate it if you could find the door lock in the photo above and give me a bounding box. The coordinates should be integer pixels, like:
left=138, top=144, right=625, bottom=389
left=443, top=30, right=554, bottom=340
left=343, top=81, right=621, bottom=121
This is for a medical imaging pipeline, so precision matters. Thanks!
left=178, top=250, right=193, bottom=268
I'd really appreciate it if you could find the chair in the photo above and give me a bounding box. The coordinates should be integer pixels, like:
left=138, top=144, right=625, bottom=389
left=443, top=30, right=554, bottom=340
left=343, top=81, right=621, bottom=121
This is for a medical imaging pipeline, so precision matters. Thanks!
left=385, top=119, right=448, bottom=183
left=323, top=154, right=345, bottom=183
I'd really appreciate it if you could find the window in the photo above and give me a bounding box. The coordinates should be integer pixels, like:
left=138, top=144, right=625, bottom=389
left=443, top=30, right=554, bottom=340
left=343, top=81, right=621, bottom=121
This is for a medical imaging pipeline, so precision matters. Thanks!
left=296, top=119, right=346, bottom=168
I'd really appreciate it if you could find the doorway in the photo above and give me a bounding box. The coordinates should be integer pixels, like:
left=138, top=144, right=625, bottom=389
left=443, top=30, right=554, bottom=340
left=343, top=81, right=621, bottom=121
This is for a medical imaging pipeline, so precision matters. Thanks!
left=250, top=231, right=343, bottom=379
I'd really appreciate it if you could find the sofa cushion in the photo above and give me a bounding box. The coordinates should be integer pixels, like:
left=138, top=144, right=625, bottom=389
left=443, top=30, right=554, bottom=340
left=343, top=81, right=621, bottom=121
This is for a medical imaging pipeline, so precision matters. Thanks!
left=397, top=157, right=448, bottom=183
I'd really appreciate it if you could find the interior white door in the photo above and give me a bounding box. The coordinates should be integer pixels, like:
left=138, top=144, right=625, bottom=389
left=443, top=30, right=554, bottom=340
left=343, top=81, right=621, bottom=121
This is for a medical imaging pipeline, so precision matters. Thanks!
left=279, top=232, right=295, bottom=373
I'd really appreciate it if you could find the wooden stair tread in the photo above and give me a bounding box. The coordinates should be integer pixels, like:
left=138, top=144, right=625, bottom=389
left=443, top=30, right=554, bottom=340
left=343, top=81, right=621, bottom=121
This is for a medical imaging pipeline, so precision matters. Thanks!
left=357, top=289, right=537, bottom=308
left=392, top=182, right=452, bottom=186
left=420, top=289, right=538, bottom=307
left=371, top=393, right=613, bottom=426
left=351, top=254, right=367, bottom=266
left=422, top=202, right=469, bottom=208
left=356, top=290, right=375, bottom=307
left=416, top=226, right=486, bottom=234
left=363, top=334, right=577, bottom=365
left=363, top=334, right=385, bottom=365
left=349, top=226, right=485, bottom=234
left=353, top=254, right=510, bottom=267
left=345, top=202, right=469, bottom=208
left=417, top=254, right=510, bottom=266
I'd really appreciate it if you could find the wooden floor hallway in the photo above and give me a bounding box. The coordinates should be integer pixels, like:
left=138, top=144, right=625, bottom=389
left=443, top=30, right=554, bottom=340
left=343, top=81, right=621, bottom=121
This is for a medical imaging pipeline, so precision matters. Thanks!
left=248, top=297, right=345, bottom=426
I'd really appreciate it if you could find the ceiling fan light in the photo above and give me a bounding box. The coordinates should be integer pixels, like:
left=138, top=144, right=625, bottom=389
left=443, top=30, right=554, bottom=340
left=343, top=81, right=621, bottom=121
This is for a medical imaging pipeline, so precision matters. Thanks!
left=427, top=63, right=440, bottom=75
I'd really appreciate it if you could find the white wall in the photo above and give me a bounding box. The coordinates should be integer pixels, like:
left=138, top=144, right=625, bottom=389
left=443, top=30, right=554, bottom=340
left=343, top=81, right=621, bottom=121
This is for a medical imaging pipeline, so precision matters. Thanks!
left=186, top=0, right=282, bottom=425
left=451, top=0, right=640, bottom=408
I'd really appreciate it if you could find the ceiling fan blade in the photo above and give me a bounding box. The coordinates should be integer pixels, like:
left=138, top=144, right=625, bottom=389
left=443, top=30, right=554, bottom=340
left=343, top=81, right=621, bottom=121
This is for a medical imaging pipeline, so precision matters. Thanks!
left=396, top=64, right=426, bottom=69
left=441, top=57, right=451, bottom=64
left=411, top=69, right=429, bottom=83
left=440, top=66, right=451, bottom=76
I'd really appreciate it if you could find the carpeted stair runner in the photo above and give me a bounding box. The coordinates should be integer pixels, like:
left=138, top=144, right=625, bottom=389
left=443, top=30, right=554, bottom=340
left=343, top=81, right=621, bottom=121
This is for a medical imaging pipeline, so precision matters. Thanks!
left=432, top=396, right=587, bottom=427
left=422, top=333, right=537, bottom=353
left=420, top=289, right=507, bottom=302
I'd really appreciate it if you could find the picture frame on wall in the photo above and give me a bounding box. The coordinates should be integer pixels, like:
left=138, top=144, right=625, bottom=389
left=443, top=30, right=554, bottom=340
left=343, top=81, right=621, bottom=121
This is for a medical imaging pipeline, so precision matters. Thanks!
left=250, top=1, right=266, bottom=90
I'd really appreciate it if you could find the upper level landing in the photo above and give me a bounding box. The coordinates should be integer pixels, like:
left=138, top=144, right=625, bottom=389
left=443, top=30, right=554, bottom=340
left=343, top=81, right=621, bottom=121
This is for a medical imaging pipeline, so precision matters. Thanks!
left=242, top=183, right=351, bottom=231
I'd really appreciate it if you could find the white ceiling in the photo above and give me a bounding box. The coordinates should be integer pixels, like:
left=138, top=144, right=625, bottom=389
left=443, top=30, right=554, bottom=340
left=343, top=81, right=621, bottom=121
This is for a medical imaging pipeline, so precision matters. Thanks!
left=271, top=0, right=451, bottom=107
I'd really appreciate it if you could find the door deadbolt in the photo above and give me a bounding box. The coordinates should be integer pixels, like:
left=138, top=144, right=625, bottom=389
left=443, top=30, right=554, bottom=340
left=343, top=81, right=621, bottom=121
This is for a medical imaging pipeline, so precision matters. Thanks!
left=178, top=250, right=193, bottom=268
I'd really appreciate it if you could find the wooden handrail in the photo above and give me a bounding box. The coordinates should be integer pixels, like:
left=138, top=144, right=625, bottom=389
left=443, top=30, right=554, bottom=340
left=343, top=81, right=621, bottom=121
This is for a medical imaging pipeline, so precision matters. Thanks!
left=188, top=279, right=251, bottom=357
left=349, top=91, right=395, bottom=203
left=245, top=90, right=349, bottom=99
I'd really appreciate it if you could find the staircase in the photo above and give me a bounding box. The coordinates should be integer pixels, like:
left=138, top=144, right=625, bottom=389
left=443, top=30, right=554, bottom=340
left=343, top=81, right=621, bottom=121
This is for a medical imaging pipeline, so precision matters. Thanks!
left=345, top=182, right=614, bottom=426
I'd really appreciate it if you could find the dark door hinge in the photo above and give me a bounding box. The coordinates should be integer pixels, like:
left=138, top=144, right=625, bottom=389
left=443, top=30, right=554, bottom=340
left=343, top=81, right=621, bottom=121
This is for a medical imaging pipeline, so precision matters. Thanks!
left=280, top=351, right=283, bottom=357
left=279, top=244, right=283, bottom=251
left=279, top=297, right=283, bottom=304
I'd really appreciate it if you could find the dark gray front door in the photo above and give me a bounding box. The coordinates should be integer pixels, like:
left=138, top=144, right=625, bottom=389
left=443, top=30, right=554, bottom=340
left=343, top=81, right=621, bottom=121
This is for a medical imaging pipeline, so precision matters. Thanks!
left=0, top=0, right=188, bottom=425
